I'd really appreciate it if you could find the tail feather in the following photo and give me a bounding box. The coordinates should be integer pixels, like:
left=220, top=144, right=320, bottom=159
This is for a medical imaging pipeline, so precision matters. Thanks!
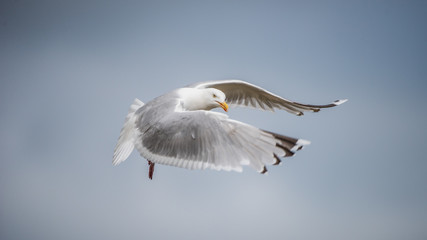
left=113, top=98, right=144, bottom=166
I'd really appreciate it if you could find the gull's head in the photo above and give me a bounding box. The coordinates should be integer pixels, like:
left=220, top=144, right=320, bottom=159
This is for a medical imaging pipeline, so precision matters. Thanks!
left=206, top=88, right=228, bottom=111
left=179, top=88, right=228, bottom=112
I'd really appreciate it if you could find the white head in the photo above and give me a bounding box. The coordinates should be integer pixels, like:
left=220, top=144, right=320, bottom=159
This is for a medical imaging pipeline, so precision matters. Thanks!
left=179, top=88, right=228, bottom=112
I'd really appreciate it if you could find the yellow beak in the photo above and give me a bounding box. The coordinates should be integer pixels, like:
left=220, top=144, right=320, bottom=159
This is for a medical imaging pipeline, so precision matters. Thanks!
left=217, top=101, right=229, bottom=112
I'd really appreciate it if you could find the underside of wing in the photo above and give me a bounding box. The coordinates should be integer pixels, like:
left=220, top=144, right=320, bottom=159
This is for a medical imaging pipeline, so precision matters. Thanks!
left=134, top=111, right=310, bottom=174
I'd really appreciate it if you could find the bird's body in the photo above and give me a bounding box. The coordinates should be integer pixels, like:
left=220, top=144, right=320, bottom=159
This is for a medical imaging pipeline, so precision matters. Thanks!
left=113, top=80, right=347, bottom=179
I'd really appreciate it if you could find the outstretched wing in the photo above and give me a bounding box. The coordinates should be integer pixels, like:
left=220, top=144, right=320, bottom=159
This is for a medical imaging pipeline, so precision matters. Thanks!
left=134, top=110, right=309, bottom=173
left=189, top=80, right=347, bottom=116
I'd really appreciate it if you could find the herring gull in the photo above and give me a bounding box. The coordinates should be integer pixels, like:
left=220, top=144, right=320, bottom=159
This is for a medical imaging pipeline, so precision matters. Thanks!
left=113, top=80, right=347, bottom=179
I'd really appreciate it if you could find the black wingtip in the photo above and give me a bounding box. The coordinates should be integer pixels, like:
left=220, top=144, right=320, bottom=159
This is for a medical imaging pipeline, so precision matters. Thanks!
left=260, top=166, right=268, bottom=174
left=276, top=143, right=295, bottom=157
left=273, top=154, right=282, bottom=165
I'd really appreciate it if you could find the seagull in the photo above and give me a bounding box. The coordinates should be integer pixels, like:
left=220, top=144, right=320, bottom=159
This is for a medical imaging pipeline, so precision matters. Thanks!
left=113, top=80, right=347, bottom=179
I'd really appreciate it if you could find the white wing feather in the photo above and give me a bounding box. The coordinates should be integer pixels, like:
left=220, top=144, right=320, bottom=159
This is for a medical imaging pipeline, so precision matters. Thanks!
left=112, top=98, right=144, bottom=166
left=134, top=111, right=310, bottom=173
left=190, top=80, right=347, bottom=115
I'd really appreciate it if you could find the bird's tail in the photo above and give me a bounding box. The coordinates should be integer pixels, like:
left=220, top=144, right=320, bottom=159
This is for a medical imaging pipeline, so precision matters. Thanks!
left=113, top=98, right=144, bottom=166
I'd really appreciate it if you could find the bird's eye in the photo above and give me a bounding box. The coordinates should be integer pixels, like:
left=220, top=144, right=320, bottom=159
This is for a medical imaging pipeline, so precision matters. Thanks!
left=213, top=94, right=217, bottom=98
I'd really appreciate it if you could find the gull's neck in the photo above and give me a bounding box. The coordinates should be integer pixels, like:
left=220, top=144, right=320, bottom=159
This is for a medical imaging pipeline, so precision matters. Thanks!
left=175, top=88, right=213, bottom=112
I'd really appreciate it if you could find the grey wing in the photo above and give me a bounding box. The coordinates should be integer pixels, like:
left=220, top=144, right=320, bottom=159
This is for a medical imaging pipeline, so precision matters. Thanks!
left=135, top=111, right=309, bottom=173
left=189, top=80, right=347, bottom=116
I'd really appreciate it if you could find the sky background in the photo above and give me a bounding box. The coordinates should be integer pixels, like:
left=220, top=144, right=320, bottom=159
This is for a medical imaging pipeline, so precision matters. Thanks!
left=1, top=1, right=427, bottom=240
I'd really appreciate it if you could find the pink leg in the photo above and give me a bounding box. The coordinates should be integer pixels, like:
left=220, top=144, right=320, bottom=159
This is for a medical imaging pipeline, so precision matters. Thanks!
left=148, top=160, right=155, bottom=180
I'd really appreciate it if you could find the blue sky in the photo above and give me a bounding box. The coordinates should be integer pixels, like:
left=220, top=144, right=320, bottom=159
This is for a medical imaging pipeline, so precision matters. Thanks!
left=1, top=1, right=427, bottom=240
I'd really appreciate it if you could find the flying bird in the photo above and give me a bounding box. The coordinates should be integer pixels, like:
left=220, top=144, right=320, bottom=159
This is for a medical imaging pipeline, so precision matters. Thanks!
left=113, top=80, right=347, bottom=179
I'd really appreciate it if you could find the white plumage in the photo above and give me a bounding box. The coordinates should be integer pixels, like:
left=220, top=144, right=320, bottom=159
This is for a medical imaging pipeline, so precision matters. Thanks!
left=113, top=80, right=347, bottom=179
